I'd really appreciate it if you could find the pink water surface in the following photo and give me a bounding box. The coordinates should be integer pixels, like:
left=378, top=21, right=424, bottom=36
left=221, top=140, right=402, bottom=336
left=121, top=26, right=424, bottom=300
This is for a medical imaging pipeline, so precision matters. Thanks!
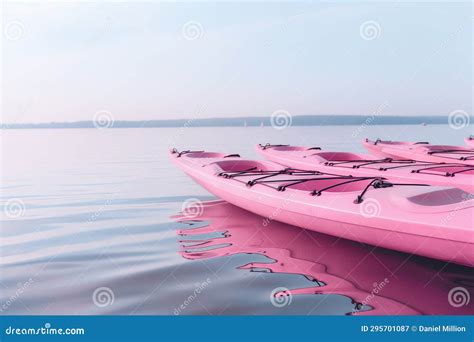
left=175, top=200, right=473, bottom=315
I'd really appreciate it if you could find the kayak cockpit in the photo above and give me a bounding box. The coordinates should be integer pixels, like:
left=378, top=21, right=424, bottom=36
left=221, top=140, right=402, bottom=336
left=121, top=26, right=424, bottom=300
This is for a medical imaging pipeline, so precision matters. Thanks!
left=420, top=145, right=470, bottom=151
left=213, top=161, right=383, bottom=195
left=315, top=152, right=373, bottom=162
left=414, top=165, right=474, bottom=176
left=270, top=146, right=307, bottom=151
left=185, top=152, right=228, bottom=158
left=406, top=188, right=472, bottom=206
left=284, top=178, right=375, bottom=193
left=365, top=139, right=417, bottom=146
left=212, top=160, right=276, bottom=173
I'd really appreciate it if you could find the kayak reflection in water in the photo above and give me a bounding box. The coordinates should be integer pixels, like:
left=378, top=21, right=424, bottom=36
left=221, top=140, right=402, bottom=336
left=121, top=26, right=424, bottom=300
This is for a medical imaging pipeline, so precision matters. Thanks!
left=173, top=200, right=473, bottom=315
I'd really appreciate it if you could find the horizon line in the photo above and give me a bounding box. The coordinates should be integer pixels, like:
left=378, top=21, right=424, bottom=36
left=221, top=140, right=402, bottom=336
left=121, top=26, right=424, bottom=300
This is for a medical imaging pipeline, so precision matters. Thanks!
left=0, top=114, right=461, bottom=129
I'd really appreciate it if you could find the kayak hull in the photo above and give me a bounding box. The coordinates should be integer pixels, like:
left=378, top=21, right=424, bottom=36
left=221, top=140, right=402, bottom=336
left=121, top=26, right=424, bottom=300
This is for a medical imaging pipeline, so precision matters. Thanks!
left=206, top=181, right=472, bottom=265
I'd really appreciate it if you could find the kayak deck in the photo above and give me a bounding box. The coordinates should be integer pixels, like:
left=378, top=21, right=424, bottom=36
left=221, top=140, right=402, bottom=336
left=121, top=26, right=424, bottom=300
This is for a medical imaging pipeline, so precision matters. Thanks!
left=256, top=143, right=474, bottom=192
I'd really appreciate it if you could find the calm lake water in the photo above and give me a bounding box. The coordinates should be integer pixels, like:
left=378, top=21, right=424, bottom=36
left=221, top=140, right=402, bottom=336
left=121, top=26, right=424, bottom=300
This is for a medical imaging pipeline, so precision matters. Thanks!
left=0, top=125, right=473, bottom=315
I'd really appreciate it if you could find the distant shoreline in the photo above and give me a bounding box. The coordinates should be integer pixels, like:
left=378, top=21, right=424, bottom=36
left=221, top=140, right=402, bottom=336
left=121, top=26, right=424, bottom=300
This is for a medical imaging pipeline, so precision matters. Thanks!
left=0, top=115, right=459, bottom=129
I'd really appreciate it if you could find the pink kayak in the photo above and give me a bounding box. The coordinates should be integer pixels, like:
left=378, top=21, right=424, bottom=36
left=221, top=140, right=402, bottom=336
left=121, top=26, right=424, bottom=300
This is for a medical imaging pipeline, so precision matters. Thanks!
left=170, top=149, right=474, bottom=267
left=363, top=139, right=474, bottom=166
left=256, top=143, right=474, bottom=193
left=466, top=136, right=474, bottom=148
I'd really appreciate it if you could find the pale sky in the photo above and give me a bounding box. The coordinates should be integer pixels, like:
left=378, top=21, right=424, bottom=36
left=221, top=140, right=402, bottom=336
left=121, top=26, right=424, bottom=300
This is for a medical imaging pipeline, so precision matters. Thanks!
left=1, top=1, right=472, bottom=123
